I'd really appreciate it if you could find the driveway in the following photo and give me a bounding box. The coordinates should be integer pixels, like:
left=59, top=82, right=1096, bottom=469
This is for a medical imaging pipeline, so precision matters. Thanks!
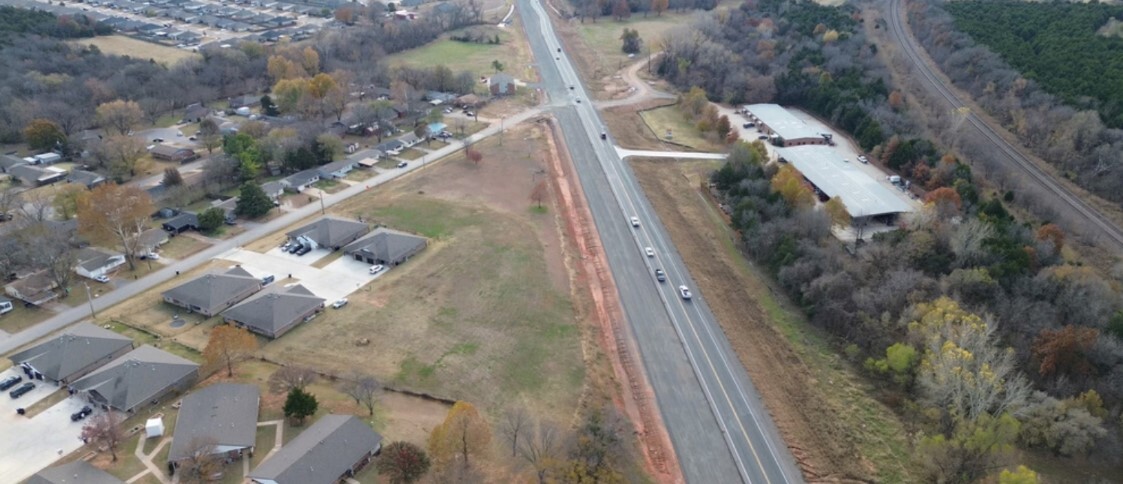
left=0, top=368, right=61, bottom=411
left=219, top=248, right=385, bottom=303
left=0, top=369, right=92, bottom=482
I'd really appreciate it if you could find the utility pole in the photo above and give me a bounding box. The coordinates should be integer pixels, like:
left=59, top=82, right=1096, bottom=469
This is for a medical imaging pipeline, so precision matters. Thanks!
left=84, top=283, right=96, bottom=320
left=319, top=193, right=326, bottom=215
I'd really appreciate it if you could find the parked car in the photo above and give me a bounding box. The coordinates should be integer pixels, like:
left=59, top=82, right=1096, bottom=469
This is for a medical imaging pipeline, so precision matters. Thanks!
left=757, top=135, right=768, bottom=140
left=630, top=216, right=640, bottom=227
left=152, top=138, right=164, bottom=143
left=654, top=269, right=666, bottom=282
left=296, top=246, right=312, bottom=256
left=644, top=247, right=655, bottom=257
left=679, top=285, right=693, bottom=300
left=742, top=122, right=755, bottom=128
left=94, top=274, right=110, bottom=283
left=9, top=382, right=35, bottom=399
left=857, top=155, right=869, bottom=164
left=331, top=298, right=348, bottom=309
left=287, top=244, right=303, bottom=254
left=397, top=161, right=408, bottom=169
left=369, top=264, right=385, bottom=274
left=0, top=375, right=22, bottom=391
left=71, top=405, right=93, bottom=422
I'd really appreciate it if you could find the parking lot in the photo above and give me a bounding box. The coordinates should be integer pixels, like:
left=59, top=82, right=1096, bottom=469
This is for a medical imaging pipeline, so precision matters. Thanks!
left=0, top=369, right=93, bottom=483
left=220, top=247, right=385, bottom=302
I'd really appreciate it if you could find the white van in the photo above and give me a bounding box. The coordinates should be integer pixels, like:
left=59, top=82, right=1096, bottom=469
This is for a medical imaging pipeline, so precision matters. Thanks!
left=0, top=299, right=13, bottom=315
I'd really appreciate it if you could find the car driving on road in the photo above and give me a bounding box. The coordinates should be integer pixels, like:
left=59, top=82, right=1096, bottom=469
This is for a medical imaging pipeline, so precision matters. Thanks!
left=630, top=216, right=640, bottom=227
left=679, top=285, right=692, bottom=300
left=654, top=269, right=666, bottom=282
left=645, top=247, right=655, bottom=257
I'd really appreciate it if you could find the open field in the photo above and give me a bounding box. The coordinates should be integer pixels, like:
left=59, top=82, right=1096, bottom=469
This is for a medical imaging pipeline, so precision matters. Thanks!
left=385, top=23, right=535, bottom=82
left=69, top=35, right=199, bottom=66
left=0, top=304, right=51, bottom=333
left=159, top=235, right=211, bottom=259
left=638, top=105, right=722, bottom=151
left=255, top=124, right=585, bottom=422
left=630, top=158, right=917, bottom=482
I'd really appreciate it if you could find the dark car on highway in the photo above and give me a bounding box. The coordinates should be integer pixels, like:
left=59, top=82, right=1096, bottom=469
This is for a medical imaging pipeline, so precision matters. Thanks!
left=0, top=375, right=22, bottom=391
left=71, top=405, right=93, bottom=422
left=9, top=382, right=35, bottom=399
left=654, top=269, right=666, bottom=283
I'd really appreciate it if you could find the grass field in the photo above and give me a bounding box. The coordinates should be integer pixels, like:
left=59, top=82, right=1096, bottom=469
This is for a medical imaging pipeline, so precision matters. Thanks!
left=638, top=105, right=721, bottom=151
left=69, top=35, right=200, bottom=66
left=575, top=14, right=690, bottom=72
left=0, top=305, right=51, bottom=334
left=159, top=235, right=210, bottom=259
left=386, top=23, right=533, bottom=81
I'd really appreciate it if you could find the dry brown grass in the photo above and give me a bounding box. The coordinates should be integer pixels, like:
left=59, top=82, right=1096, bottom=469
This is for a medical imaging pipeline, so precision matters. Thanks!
left=69, top=35, right=199, bottom=66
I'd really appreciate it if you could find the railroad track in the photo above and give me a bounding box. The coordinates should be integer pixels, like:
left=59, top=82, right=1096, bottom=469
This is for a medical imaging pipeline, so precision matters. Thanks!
left=886, top=0, right=1123, bottom=251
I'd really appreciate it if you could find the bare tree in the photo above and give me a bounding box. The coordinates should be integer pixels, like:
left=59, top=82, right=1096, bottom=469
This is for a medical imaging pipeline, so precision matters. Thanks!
left=81, top=412, right=124, bottom=462
left=17, top=222, right=78, bottom=296
left=341, top=374, right=381, bottom=416
left=519, top=420, right=562, bottom=484
left=177, top=437, right=223, bottom=484
left=499, top=407, right=530, bottom=458
left=15, top=188, right=53, bottom=223
left=269, top=366, right=319, bottom=393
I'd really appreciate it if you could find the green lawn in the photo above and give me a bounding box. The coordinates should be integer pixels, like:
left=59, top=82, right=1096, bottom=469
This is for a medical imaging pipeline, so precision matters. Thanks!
left=639, top=105, right=721, bottom=151
left=385, top=25, right=529, bottom=78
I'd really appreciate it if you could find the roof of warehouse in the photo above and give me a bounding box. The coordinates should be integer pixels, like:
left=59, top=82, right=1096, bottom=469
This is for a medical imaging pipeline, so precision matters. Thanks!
left=744, top=103, right=824, bottom=141
left=778, top=145, right=914, bottom=217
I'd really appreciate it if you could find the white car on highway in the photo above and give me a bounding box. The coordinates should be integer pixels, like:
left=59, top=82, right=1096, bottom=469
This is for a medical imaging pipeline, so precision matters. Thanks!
left=679, top=285, right=692, bottom=300
left=645, top=247, right=655, bottom=257
left=630, top=216, right=640, bottom=227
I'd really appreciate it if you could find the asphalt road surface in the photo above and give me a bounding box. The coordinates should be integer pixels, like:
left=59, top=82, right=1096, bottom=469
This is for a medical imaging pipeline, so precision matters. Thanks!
left=0, top=110, right=541, bottom=356
left=515, top=0, right=802, bottom=482
left=885, top=0, right=1123, bottom=252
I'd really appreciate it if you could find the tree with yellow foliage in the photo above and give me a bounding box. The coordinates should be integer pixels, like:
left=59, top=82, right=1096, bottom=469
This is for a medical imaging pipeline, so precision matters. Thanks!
left=770, top=164, right=815, bottom=209
left=428, top=401, right=492, bottom=470
left=203, top=325, right=258, bottom=377
left=998, top=466, right=1039, bottom=484
left=272, top=78, right=308, bottom=114
left=823, top=197, right=851, bottom=227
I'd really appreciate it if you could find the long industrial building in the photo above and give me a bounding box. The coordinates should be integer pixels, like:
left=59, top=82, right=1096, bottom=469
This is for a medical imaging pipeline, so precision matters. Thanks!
left=743, top=103, right=830, bottom=147
left=779, top=145, right=914, bottom=223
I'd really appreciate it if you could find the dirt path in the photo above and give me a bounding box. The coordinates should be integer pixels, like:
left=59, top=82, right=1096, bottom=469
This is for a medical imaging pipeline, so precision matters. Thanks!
left=543, top=118, right=682, bottom=483
left=631, top=159, right=880, bottom=482
left=595, top=53, right=677, bottom=109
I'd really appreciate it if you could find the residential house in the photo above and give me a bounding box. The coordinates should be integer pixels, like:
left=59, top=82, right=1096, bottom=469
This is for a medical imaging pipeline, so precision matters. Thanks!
left=182, top=103, right=210, bottom=123
left=424, top=91, right=457, bottom=105
left=162, top=266, right=262, bottom=316
left=261, top=181, right=285, bottom=202
left=213, top=197, right=239, bottom=224
left=75, top=247, right=127, bottom=280
left=375, top=140, right=404, bottom=155
left=70, top=345, right=199, bottom=414
left=33, top=153, right=62, bottom=165
left=280, top=169, right=320, bottom=193
left=68, top=169, right=107, bottom=189
left=355, top=151, right=384, bottom=169
left=285, top=217, right=369, bottom=251
left=0, top=154, right=28, bottom=173
left=168, top=384, right=260, bottom=468
left=162, top=212, right=199, bottom=234
left=9, top=164, right=67, bottom=186
left=489, top=72, right=517, bottom=96
left=342, top=228, right=427, bottom=267
left=9, top=322, right=134, bottom=385
left=456, top=93, right=481, bottom=108
left=316, top=159, right=356, bottom=179
left=397, top=132, right=421, bottom=148
left=248, top=415, right=382, bottom=484
left=138, top=228, right=170, bottom=254
left=4, top=271, right=59, bottom=306
left=222, top=284, right=325, bottom=338
left=150, top=144, right=198, bottom=163
left=27, top=461, right=124, bottom=484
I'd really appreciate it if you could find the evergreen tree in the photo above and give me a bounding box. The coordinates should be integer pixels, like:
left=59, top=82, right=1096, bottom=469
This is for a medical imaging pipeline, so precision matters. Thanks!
left=235, top=182, right=273, bottom=218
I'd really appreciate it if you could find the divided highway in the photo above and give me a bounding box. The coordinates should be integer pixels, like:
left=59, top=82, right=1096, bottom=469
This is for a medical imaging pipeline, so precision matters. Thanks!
left=515, top=0, right=802, bottom=482
left=886, top=0, right=1123, bottom=251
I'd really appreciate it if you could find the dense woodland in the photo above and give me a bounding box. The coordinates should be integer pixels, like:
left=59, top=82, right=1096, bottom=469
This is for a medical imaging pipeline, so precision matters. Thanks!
left=910, top=0, right=1123, bottom=206
left=945, top=1, right=1123, bottom=129
left=658, top=0, right=1123, bottom=479
left=0, top=6, right=109, bottom=45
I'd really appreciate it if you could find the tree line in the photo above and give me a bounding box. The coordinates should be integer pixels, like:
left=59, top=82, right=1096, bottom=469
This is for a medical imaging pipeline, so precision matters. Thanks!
left=712, top=141, right=1123, bottom=481
left=910, top=0, right=1123, bottom=207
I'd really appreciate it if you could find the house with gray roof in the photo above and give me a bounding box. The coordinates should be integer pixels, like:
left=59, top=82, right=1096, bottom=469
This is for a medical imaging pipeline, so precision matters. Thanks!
left=162, top=266, right=262, bottom=316
left=4, top=270, right=59, bottom=306
left=285, top=217, right=369, bottom=251
left=162, top=212, right=198, bottom=234
left=280, top=169, right=320, bottom=193
left=68, top=169, right=107, bottom=189
left=169, top=383, right=260, bottom=467
left=75, top=247, right=126, bottom=280
left=9, top=322, right=134, bottom=385
left=139, top=228, right=170, bottom=254
left=27, top=461, right=124, bottom=484
left=316, top=159, right=356, bottom=179
left=261, top=181, right=285, bottom=201
left=9, top=164, right=67, bottom=186
left=489, top=72, right=516, bottom=96
left=70, top=345, right=199, bottom=413
left=249, top=415, right=382, bottom=484
left=222, top=284, right=324, bottom=338
left=342, top=228, right=427, bottom=267
left=0, top=154, right=28, bottom=173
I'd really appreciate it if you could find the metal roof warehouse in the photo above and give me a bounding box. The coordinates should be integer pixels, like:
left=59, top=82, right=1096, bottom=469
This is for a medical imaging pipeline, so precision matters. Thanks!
left=778, top=145, right=914, bottom=219
left=743, top=103, right=828, bottom=147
